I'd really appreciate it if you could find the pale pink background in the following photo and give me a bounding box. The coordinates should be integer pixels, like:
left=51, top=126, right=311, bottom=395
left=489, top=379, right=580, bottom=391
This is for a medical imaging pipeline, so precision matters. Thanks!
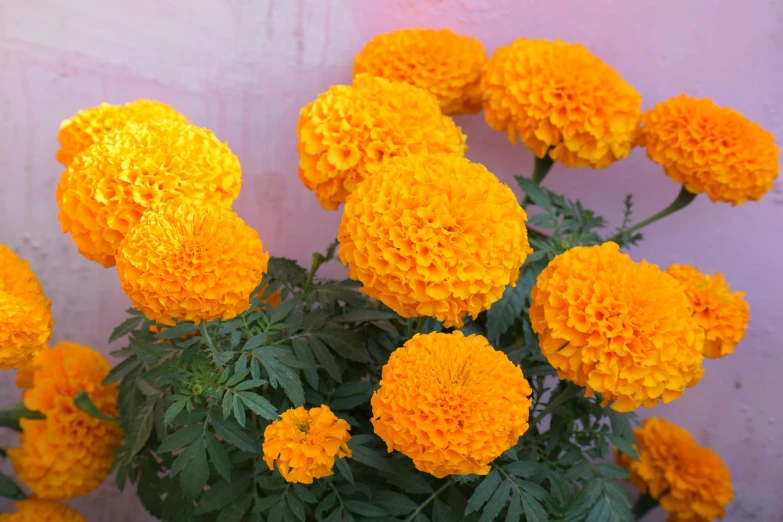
left=1, top=1, right=781, bottom=520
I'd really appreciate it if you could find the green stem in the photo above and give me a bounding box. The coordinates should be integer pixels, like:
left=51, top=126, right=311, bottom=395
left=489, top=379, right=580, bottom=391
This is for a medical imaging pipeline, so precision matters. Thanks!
left=532, top=154, right=554, bottom=185
left=406, top=479, right=452, bottom=522
left=611, top=186, right=697, bottom=242
left=304, top=252, right=327, bottom=292
left=529, top=384, right=581, bottom=428
left=0, top=403, right=45, bottom=432
left=632, top=493, right=660, bottom=520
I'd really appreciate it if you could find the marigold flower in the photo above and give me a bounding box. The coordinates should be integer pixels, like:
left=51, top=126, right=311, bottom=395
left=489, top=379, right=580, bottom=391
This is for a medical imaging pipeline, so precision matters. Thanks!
left=353, top=29, right=487, bottom=114
left=0, top=246, right=54, bottom=370
left=56, top=119, right=242, bottom=267
left=371, top=331, right=532, bottom=477
left=638, top=95, right=780, bottom=205
left=116, top=202, right=269, bottom=325
left=262, top=405, right=352, bottom=484
left=530, top=243, right=704, bottom=412
left=0, top=499, right=85, bottom=522
left=256, top=283, right=283, bottom=309
left=617, top=417, right=733, bottom=521
left=8, top=342, right=122, bottom=500
left=56, top=99, right=187, bottom=167
left=338, top=153, right=530, bottom=327
left=482, top=38, right=641, bottom=168
left=665, top=264, right=749, bottom=359
left=297, top=73, right=467, bottom=210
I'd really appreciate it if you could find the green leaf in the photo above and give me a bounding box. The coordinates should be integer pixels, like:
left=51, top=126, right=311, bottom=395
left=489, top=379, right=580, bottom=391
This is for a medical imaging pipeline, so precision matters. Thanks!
left=222, top=390, right=234, bottom=420
left=103, top=356, right=142, bottom=385
left=0, top=473, right=26, bottom=500
left=344, top=500, right=386, bottom=517
left=335, top=457, right=354, bottom=483
left=292, top=338, right=318, bottom=389
left=505, top=489, right=522, bottom=522
left=268, top=502, right=285, bottom=522
left=253, top=350, right=305, bottom=406
left=314, top=330, right=369, bottom=362
left=180, top=444, right=209, bottom=498
left=205, top=432, right=232, bottom=482
left=293, top=484, right=319, bottom=504
left=486, top=274, right=526, bottom=340
left=518, top=480, right=548, bottom=502
left=270, top=299, right=297, bottom=324
left=129, top=396, right=157, bottom=456
left=520, top=492, right=549, bottom=522
left=237, top=391, right=278, bottom=420
left=315, top=493, right=337, bottom=521
left=287, top=492, right=307, bottom=522
left=372, top=490, right=417, bottom=516
left=217, top=494, right=253, bottom=522
left=212, top=416, right=260, bottom=453
left=194, top=475, right=250, bottom=514
left=158, top=426, right=202, bottom=453
left=515, top=176, right=553, bottom=212
left=233, top=394, right=247, bottom=427
left=503, top=461, right=540, bottom=478
left=74, top=390, right=116, bottom=422
left=594, top=463, right=631, bottom=480
left=466, top=469, right=502, bottom=515
left=349, top=444, right=392, bottom=472
left=154, top=322, right=198, bottom=339
left=433, top=498, right=458, bottom=522
left=234, top=379, right=267, bottom=391
left=109, top=315, right=142, bottom=343
left=170, top=439, right=200, bottom=478
left=244, top=333, right=270, bottom=352
left=226, top=368, right=251, bottom=388
left=334, top=310, right=399, bottom=323
left=267, top=257, right=308, bottom=287
left=606, top=433, right=638, bottom=461
left=308, top=337, right=342, bottom=382
left=163, top=398, right=188, bottom=426
left=478, top=480, right=510, bottom=522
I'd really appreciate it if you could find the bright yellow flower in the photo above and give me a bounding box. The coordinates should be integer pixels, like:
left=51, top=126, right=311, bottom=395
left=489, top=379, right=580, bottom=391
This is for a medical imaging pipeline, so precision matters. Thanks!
left=263, top=405, right=352, bottom=484
left=297, top=74, right=467, bottom=210
left=338, top=153, right=531, bottom=327
left=530, top=243, right=704, bottom=412
left=9, top=342, right=122, bottom=500
left=482, top=38, right=641, bottom=168
left=0, top=246, right=53, bottom=370
left=353, top=29, right=487, bottom=114
left=116, top=202, right=269, bottom=326
left=56, top=119, right=242, bottom=267
left=55, top=99, right=187, bottom=167
left=617, top=417, right=733, bottom=521
left=665, top=264, right=749, bottom=359
left=371, top=331, right=532, bottom=478
left=0, top=499, right=85, bottom=522
left=638, top=95, right=780, bottom=205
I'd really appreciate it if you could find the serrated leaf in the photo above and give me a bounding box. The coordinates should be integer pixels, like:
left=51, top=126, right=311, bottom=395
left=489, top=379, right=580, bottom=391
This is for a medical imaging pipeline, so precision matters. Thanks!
left=163, top=399, right=187, bottom=426
left=594, top=463, right=631, bottom=480
left=0, top=473, right=26, bottom=500
left=308, top=336, right=342, bottom=382
left=180, top=444, right=209, bottom=498
left=217, top=494, right=253, bottom=522
left=349, top=444, right=392, bottom=472
left=227, top=368, right=251, bottom=388
left=237, top=391, right=278, bottom=420
left=518, top=480, right=548, bottom=502
left=344, top=500, right=386, bottom=517
left=129, top=337, right=167, bottom=364
left=233, top=394, right=246, bottom=426
left=158, top=426, right=202, bottom=453
left=244, top=333, right=269, bottom=352
left=270, top=299, right=297, bottom=324
left=109, top=316, right=142, bottom=343
left=287, top=492, right=307, bottom=522
left=222, top=390, right=233, bottom=420
left=268, top=502, right=285, bottom=522
left=154, top=322, right=198, bottom=340
left=372, top=490, right=417, bottom=516
left=267, top=257, right=308, bottom=287
left=466, top=469, right=502, bottom=515
left=74, top=390, right=116, bottom=422
left=234, top=379, right=267, bottom=391
left=314, top=330, right=369, bottom=362
left=520, top=491, right=548, bottom=522
left=478, top=480, right=510, bottom=522
left=334, top=310, right=399, bottom=323
left=607, top=433, right=639, bottom=461
left=211, top=416, right=260, bottom=453
left=433, top=498, right=458, bottom=522
left=129, top=396, right=157, bottom=456
left=315, top=493, right=337, bottom=521
left=293, top=484, right=319, bottom=504
left=486, top=274, right=526, bottom=340
left=515, top=176, right=553, bottom=212
left=205, top=432, right=232, bottom=482
left=103, top=356, right=142, bottom=385
left=170, top=440, right=199, bottom=478
left=335, top=457, right=354, bottom=483
left=503, top=461, right=540, bottom=478
left=505, top=489, right=522, bottom=522
left=292, top=338, right=318, bottom=389
left=194, top=475, right=250, bottom=514
left=253, top=351, right=305, bottom=406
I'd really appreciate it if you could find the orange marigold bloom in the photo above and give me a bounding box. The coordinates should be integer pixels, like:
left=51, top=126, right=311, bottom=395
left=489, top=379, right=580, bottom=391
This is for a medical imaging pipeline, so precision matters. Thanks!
left=530, top=243, right=704, bottom=412
left=353, top=29, right=487, bottom=114
left=482, top=38, right=641, bottom=168
left=56, top=119, right=242, bottom=267
left=617, top=417, right=733, bottom=521
left=116, top=202, right=269, bottom=326
left=262, top=405, right=352, bottom=484
left=0, top=499, right=86, bottom=522
left=8, top=342, right=122, bottom=500
left=56, top=99, right=187, bottom=167
left=0, top=246, right=53, bottom=370
left=665, top=264, right=749, bottom=359
left=338, top=154, right=530, bottom=327
left=297, top=73, right=467, bottom=210
left=638, top=95, right=780, bottom=205
left=255, top=283, right=283, bottom=309
left=372, top=331, right=532, bottom=478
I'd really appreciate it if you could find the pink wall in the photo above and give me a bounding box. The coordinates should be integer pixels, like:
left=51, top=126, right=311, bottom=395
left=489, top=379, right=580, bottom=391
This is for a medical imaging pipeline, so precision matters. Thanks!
left=1, top=1, right=781, bottom=520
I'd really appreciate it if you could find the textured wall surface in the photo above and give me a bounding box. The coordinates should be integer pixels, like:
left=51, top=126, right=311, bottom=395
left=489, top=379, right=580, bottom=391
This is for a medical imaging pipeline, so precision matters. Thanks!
left=1, top=1, right=781, bottom=520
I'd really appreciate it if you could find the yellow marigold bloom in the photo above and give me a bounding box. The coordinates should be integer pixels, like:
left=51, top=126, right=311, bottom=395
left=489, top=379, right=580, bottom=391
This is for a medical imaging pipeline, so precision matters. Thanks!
left=0, top=499, right=86, bottom=522
left=262, top=405, right=352, bottom=484
left=530, top=243, right=704, bottom=412
left=56, top=119, right=242, bottom=267
left=638, top=95, right=780, bottom=205
left=0, top=246, right=53, bottom=370
left=353, top=29, right=487, bottom=115
left=9, top=342, right=122, bottom=500
left=338, top=154, right=531, bottom=327
left=116, top=202, right=269, bottom=326
left=56, top=99, right=187, bottom=167
left=665, top=264, right=749, bottom=359
left=297, top=73, right=467, bottom=210
left=482, top=38, right=641, bottom=168
left=617, top=417, right=733, bottom=521
left=372, top=331, right=532, bottom=478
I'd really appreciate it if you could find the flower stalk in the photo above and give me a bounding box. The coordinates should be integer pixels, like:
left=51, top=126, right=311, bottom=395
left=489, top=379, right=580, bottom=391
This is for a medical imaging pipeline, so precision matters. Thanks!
left=632, top=493, right=660, bottom=520
left=613, top=185, right=697, bottom=241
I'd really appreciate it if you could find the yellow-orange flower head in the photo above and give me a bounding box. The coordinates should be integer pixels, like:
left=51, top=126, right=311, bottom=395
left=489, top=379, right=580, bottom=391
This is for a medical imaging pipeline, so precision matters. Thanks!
left=353, top=29, right=487, bottom=115
left=0, top=499, right=86, bottom=522
left=530, top=243, right=705, bottom=412
left=8, top=342, right=122, bottom=500
left=115, top=202, right=269, bottom=326
left=56, top=99, right=187, bottom=167
left=0, top=246, right=54, bottom=370
left=372, top=331, right=532, bottom=478
left=666, top=264, right=749, bottom=359
left=482, top=38, right=641, bottom=168
left=262, top=405, right=352, bottom=484
left=617, top=417, right=733, bottom=521
left=338, top=154, right=531, bottom=327
left=638, top=95, right=780, bottom=205
left=56, top=119, right=242, bottom=267
left=297, top=73, right=467, bottom=210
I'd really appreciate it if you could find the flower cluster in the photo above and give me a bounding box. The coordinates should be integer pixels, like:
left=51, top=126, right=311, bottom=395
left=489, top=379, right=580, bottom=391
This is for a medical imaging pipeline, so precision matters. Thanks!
left=0, top=499, right=85, bottom=522
left=55, top=99, right=187, bottom=167
left=297, top=74, right=467, bottom=210
left=263, top=405, right=352, bottom=484
left=115, top=202, right=269, bottom=325
left=666, top=264, right=750, bottom=359
left=371, top=331, right=532, bottom=477
left=618, top=417, right=733, bottom=521
left=482, top=38, right=641, bottom=168
left=353, top=29, right=487, bottom=114
left=338, top=154, right=531, bottom=327
left=9, top=342, right=122, bottom=500
left=530, top=243, right=704, bottom=411
left=56, top=119, right=242, bottom=267
left=0, top=246, right=53, bottom=370
left=639, top=95, right=780, bottom=205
